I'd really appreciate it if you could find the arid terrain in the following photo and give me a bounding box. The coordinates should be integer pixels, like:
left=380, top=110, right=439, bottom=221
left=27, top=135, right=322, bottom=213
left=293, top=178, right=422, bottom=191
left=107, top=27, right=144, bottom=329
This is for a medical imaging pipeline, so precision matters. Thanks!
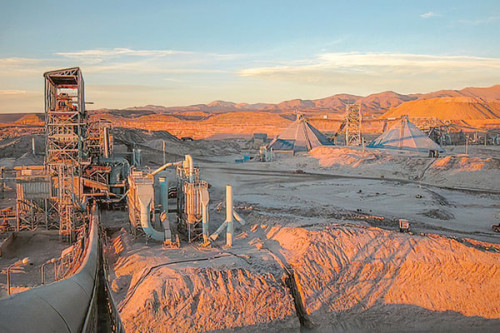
left=1, top=85, right=500, bottom=141
left=1, top=85, right=500, bottom=332
left=99, top=130, right=499, bottom=332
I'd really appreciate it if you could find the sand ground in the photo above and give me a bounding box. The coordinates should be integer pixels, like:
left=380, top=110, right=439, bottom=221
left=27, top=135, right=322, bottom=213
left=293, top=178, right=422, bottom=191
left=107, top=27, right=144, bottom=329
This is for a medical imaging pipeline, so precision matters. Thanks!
left=102, top=139, right=500, bottom=332
left=0, top=132, right=498, bottom=331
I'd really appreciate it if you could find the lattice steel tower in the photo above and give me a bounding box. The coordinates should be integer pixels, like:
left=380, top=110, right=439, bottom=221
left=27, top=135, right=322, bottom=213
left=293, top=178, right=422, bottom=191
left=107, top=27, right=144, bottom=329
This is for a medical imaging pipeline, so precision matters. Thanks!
left=345, top=104, right=362, bottom=146
left=44, top=67, right=89, bottom=238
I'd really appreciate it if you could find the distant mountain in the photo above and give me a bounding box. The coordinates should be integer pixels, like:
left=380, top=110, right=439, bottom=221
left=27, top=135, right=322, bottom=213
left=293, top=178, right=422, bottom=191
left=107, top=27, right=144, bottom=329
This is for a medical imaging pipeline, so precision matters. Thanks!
left=312, top=94, right=361, bottom=109
left=117, top=85, right=500, bottom=118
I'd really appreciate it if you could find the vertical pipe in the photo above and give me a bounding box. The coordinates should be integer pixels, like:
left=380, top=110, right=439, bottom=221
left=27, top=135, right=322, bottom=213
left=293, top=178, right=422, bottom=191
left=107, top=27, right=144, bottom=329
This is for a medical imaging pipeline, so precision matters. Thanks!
left=226, top=185, right=233, bottom=247
left=103, top=127, right=110, bottom=158
left=202, top=204, right=209, bottom=243
left=41, top=264, right=46, bottom=285
left=32, top=137, right=36, bottom=155
left=199, top=187, right=210, bottom=244
left=159, top=177, right=168, bottom=214
left=185, top=155, right=194, bottom=183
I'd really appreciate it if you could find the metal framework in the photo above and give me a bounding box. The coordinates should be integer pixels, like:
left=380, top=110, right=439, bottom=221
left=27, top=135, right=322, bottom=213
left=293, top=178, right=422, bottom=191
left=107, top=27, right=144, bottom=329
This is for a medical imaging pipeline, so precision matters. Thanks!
left=15, top=166, right=53, bottom=231
left=44, top=67, right=88, bottom=238
left=345, top=104, right=362, bottom=146
left=86, top=121, right=112, bottom=159
left=176, top=165, right=207, bottom=243
left=14, top=68, right=117, bottom=239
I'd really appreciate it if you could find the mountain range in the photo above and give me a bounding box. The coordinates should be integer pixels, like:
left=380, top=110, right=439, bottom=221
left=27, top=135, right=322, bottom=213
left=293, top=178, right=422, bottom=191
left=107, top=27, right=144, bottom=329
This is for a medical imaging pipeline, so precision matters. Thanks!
left=121, top=85, right=500, bottom=118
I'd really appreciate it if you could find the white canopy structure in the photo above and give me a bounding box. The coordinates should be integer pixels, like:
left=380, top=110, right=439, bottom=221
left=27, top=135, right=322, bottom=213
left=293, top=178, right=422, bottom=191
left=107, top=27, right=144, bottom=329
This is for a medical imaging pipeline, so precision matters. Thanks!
left=368, top=117, right=444, bottom=153
left=268, top=115, right=333, bottom=153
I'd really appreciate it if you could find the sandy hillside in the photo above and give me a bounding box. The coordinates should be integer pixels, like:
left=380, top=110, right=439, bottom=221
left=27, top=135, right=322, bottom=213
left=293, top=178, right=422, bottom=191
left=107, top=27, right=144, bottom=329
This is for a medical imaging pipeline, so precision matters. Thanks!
left=305, top=146, right=500, bottom=191
left=383, top=96, right=500, bottom=120
left=111, top=230, right=300, bottom=332
left=268, top=224, right=500, bottom=332
left=108, top=222, right=500, bottom=332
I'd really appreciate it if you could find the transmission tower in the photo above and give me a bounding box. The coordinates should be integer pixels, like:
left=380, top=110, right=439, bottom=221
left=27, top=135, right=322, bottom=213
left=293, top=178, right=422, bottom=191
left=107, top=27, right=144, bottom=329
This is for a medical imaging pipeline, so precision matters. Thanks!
left=345, top=104, right=362, bottom=146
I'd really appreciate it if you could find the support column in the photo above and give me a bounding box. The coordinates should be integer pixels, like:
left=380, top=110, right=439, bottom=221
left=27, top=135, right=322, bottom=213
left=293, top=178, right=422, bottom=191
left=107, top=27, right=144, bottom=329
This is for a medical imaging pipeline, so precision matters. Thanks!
left=226, top=185, right=233, bottom=247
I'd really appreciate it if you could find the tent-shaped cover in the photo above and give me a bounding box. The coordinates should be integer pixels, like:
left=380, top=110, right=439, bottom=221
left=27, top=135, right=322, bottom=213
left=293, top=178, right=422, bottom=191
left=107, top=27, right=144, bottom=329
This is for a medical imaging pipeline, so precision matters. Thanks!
left=368, top=116, right=444, bottom=153
left=268, top=115, right=333, bottom=153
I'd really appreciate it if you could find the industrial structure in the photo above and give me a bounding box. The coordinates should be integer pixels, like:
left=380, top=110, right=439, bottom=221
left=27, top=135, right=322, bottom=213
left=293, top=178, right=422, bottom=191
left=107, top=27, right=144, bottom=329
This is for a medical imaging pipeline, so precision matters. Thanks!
left=13, top=67, right=214, bottom=247
left=344, top=104, right=362, bottom=146
left=2, top=67, right=218, bottom=331
left=14, top=68, right=126, bottom=241
left=126, top=154, right=210, bottom=245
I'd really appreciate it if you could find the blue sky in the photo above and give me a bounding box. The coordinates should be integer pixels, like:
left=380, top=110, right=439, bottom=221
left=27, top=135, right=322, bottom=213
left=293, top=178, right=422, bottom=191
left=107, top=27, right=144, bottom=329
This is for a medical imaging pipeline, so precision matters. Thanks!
left=1, top=0, right=499, bottom=112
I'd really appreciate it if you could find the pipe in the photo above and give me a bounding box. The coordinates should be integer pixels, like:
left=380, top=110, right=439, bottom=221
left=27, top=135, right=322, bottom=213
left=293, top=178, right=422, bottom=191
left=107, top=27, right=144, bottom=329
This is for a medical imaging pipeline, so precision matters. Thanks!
left=41, top=258, right=56, bottom=285
left=210, top=221, right=227, bottom=241
left=226, top=185, right=233, bottom=247
left=138, top=193, right=164, bottom=242
left=149, top=161, right=183, bottom=177
left=185, top=155, right=194, bottom=183
left=159, top=177, right=168, bottom=213
left=209, top=212, right=244, bottom=238
left=233, top=211, right=246, bottom=225
left=199, top=187, right=210, bottom=243
left=159, top=177, right=171, bottom=243
left=103, top=127, right=110, bottom=158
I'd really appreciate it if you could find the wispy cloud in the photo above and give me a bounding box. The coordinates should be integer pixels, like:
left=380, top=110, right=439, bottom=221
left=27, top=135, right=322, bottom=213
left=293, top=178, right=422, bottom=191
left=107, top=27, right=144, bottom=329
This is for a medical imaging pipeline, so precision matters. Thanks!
left=238, top=52, right=500, bottom=94
left=240, top=53, right=500, bottom=76
left=420, top=11, right=438, bottom=19
left=56, top=48, right=192, bottom=58
left=55, top=48, right=193, bottom=64
left=458, top=15, right=500, bottom=25
left=55, top=48, right=244, bottom=65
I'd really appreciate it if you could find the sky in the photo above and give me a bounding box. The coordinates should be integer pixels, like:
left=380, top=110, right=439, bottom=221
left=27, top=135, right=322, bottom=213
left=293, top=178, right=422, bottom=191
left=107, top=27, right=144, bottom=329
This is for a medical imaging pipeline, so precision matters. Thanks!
left=1, top=0, right=500, bottom=112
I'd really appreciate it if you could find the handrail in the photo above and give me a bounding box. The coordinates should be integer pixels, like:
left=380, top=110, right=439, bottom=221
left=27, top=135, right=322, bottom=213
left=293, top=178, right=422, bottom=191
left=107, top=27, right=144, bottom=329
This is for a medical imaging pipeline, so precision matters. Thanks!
left=0, top=207, right=100, bottom=333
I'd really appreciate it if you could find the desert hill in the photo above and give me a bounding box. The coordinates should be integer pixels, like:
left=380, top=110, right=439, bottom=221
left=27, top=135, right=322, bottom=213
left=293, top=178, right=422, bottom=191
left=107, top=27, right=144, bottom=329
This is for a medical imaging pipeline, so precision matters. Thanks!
left=382, top=96, right=500, bottom=120
left=1, top=85, right=500, bottom=140
left=120, top=85, right=500, bottom=118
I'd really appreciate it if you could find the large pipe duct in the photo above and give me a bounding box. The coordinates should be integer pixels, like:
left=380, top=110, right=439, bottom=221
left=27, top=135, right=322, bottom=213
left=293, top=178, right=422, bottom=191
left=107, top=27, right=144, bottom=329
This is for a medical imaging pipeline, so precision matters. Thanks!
left=0, top=207, right=122, bottom=332
left=137, top=184, right=164, bottom=242
left=159, top=176, right=168, bottom=214
left=199, top=186, right=210, bottom=243
left=159, top=176, right=172, bottom=243
left=149, top=161, right=183, bottom=177
left=185, top=155, right=194, bottom=183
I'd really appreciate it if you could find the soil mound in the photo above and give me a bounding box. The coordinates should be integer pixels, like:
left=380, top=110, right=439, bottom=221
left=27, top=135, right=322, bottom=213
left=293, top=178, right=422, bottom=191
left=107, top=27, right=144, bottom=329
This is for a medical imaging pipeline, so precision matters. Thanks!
left=269, top=225, right=500, bottom=331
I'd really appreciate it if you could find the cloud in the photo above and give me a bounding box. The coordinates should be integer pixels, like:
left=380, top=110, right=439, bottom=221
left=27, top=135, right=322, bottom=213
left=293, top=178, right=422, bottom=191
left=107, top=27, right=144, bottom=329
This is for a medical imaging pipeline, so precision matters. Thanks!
left=55, top=48, right=244, bottom=66
left=420, top=11, right=438, bottom=19
left=0, top=90, right=27, bottom=95
left=56, top=48, right=192, bottom=58
left=458, top=15, right=500, bottom=25
left=55, top=48, right=193, bottom=64
left=238, top=52, right=500, bottom=94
